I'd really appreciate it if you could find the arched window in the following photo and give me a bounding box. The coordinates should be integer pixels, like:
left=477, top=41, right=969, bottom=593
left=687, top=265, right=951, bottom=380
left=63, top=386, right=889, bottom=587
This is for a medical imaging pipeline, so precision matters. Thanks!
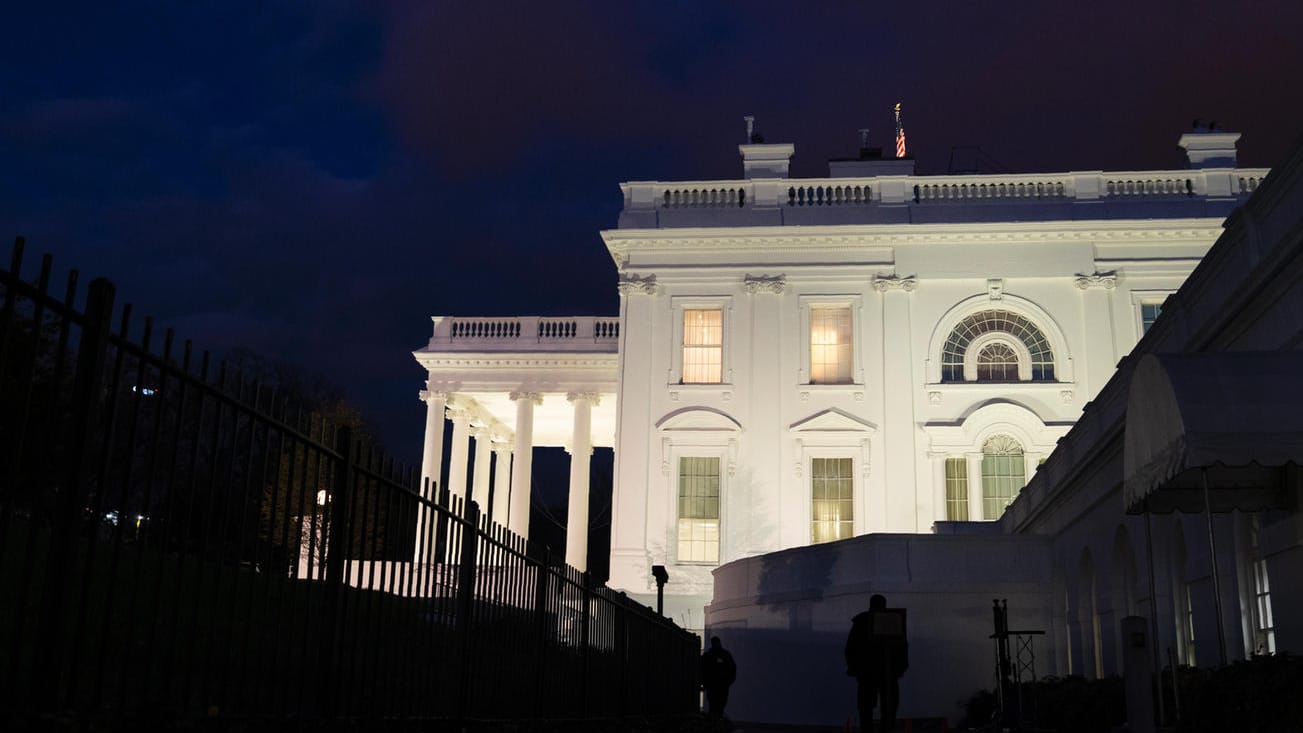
left=981, top=434, right=1025, bottom=519
left=976, top=342, right=1020, bottom=381
left=941, top=310, right=1055, bottom=382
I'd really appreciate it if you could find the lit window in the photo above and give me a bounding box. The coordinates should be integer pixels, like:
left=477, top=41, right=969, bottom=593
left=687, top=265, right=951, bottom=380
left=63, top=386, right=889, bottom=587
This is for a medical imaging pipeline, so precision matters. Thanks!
left=1141, top=302, right=1162, bottom=334
left=682, top=309, right=722, bottom=384
left=810, top=306, right=853, bottom=384
left=677, top=457, right=720, bottom=563
left=811, top=457, right=854, bottom=542
left=981, top=435, right=1025, bottom=520
left=945, top=457, right=969, bottom=521
left=1250, top=517, right=1276, bottom=654
left=976, top=342, right=1020, bottom=382
left=942, top=310, right=1054, bottom=382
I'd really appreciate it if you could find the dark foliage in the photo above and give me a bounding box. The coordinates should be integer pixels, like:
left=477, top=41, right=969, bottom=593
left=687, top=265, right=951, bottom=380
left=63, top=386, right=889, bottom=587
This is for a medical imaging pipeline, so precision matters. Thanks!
left=1172, top=654, right=1303, bottom=733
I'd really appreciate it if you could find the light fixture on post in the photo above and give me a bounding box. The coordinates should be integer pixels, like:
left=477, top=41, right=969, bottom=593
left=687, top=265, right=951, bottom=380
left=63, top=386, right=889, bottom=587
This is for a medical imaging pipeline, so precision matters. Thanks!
left=651, top=564, right=669, bottom=617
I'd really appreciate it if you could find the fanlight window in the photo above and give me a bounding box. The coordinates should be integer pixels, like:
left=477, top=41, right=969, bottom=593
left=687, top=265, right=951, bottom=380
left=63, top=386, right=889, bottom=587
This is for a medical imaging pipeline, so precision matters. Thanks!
left=941, top=310, right=1055, bottom=382
left=981, top=434, right=1026, bottom=519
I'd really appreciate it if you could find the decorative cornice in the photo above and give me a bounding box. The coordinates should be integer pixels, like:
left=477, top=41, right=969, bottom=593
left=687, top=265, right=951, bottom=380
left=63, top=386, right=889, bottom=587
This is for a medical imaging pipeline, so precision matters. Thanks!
left=602, top=220, right=1225, bottom=254
left=617, top=273, right=660, bottom=296
left=417, top=355, right=618, bottom=370
left=742, top=274, right=786, bottom=294
left=871, top=274, right=917, bottom=292
left=1074, top=270, right=1118, bottom=290
left=508, top=391, right=544, bottom=405
left=567, top=391, right=602, bottom=405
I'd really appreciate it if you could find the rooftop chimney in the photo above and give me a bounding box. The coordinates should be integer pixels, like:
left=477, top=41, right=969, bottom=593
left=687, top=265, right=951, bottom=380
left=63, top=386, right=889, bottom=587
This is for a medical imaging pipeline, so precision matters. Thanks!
left=738, top=115, right=794, bottom=178
left=1178, top=126, right=1241, bottom=168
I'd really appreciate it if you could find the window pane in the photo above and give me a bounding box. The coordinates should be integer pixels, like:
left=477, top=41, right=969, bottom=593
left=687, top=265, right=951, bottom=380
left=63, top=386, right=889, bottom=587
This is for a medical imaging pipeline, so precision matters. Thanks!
left=810, top=306, right=853, bottom=384
left=942, top=310, right=1055, bottom=383
left=811, top=457, right=854, bottom=542
left=945, top=457, right=969, bottom=521
left=976, top=342, right=1020, bottom=382
left=981, top=435, right=1025, bottom=520
left=678, top=457, right=720, bottom=562
left=683, top=309, right=722, bottom=383
left=1141, top=302, right=1163, bottom=334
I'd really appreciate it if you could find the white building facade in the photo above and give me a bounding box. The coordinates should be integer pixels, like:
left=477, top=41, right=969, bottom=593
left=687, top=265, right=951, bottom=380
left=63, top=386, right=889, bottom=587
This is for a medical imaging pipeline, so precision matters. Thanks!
left=413, top=130, right=1267, bottom=628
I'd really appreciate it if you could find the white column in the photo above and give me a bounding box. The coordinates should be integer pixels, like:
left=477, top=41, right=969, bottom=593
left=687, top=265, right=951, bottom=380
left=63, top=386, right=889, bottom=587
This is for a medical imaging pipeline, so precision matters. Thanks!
left=1077, top=274, right=1118, bottom=397
left=446, top=405, right=473, bottom=500
left=417, top=388, right=448, bottom=498
left=967, top=452, right=984, bottom=521
left=508, top=391, right=541, bottom=538
left=876, top=277, right=918, bottom=530
left=929, top=453, right=948, bottom=524
left=490, top=439, right=512, bottom=527
left=470, top=424, right=493, bottom=513
left=415, top=389, right=448, bottom=562
left=565, top=392, right=597, bottom=572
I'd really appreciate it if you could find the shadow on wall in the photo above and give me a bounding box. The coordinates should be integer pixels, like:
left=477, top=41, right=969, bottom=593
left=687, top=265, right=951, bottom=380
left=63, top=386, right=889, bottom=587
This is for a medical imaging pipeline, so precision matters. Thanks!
left=754, top=542, right=836, bottom=626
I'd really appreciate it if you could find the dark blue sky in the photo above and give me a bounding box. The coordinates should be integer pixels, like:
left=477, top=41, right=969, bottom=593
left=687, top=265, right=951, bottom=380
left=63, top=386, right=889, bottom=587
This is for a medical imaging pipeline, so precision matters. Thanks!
left=5, top=1, right=1302, bottom=465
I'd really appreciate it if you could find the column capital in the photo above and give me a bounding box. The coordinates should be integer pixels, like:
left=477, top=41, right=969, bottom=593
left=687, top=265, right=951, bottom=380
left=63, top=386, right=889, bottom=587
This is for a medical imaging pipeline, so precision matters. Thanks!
left=446, top=402, right=475, bottom=422
left=509, top=390, right=543, bottom=405
left=566, top=391, right=601, bottom=406
left=418, top=389, right=450, bottom=404
left=743, top=274, right=786, bottom=294
left=1074, top=270, right=1118, bottom=290
left=871, top=273, right=918, bottom=293
left=617, top=273, right=660, bottom=296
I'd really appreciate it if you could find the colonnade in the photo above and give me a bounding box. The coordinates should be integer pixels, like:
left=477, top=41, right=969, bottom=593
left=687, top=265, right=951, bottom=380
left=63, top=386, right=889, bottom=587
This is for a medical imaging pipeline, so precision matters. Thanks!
left=416, top=388, right=601, bottom=571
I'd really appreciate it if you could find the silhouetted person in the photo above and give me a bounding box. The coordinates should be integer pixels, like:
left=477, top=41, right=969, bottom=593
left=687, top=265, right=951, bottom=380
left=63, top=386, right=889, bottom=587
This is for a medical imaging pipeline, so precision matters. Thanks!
left=845, top=594, right=909, bottom=733
left=700, top=636, right=737, bottom=720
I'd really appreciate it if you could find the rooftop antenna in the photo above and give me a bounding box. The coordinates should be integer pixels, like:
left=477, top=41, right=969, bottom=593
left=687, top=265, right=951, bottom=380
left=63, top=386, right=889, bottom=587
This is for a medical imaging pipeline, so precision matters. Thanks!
left=744, top=115, right=755, bottom=143
left=894, top=102, right=907, bottom=158
left=859, top=128, right=871, bottom=149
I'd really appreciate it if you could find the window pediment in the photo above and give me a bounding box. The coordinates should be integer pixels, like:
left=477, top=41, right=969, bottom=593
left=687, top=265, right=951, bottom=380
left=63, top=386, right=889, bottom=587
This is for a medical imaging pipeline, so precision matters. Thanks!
left=656, top=407, right=743, bottom=433
left=789, top=408, right=878, bottom=434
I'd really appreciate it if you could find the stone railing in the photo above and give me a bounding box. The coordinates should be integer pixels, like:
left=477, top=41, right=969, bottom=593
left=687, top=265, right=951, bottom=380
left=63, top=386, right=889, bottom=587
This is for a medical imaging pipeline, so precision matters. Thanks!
left=620, top=167, right=1270, bottom=212
left=426, top=316, right=620, bottom=352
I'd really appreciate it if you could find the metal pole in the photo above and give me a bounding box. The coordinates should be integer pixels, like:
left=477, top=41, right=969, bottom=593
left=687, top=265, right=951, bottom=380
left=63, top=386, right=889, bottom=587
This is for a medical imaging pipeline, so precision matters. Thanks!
left=1143, top=507, right=1167, bottom=726
left=1201, top=469, right=1228, bottom=666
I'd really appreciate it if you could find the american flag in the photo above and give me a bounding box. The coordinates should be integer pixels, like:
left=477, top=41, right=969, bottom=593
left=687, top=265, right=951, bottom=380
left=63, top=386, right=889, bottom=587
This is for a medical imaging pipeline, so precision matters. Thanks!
left=894, top=102, right=907, bottom=158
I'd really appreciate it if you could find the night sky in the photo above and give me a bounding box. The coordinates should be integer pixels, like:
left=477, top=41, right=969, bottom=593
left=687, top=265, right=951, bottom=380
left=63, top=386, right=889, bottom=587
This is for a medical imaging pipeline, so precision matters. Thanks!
left=5, top=1, right=1303, bottom=469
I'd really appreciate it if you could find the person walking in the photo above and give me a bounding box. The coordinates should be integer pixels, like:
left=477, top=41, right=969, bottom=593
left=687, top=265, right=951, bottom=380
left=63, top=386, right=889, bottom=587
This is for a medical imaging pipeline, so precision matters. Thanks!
left=845, top=594, right=909, bottom=733
left=700, top=635, right=737, bottom=720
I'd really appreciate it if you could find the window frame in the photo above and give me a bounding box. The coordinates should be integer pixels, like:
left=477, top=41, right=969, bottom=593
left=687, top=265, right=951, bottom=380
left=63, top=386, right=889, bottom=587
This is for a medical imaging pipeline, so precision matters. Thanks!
left=1130, top=290, right=1172, bottom=341
left=980, top=434, right=1027, bottom=520
left=798, top=294, right=863, bottom=386
left=675, top=455, right=722, bottom=564
left=669, top=296, right=733, bottom=386
left=809, top=454, right=857, bottom=544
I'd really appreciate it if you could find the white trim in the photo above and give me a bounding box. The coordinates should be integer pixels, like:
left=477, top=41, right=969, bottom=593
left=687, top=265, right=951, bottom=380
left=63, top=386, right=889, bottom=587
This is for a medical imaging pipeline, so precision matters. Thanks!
left=669, top=296, right=734, bottom=386
left=926, top=292, right=1075, bottom=384
left=962, top=332, right=1034, bottom=382
left=1129, top=289, right=1173, bottom=342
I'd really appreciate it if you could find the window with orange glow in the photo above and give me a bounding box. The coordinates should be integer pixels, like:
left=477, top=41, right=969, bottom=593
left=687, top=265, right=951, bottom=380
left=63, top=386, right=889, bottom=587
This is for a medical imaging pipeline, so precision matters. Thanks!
left=810, top=306, right=852, bottom=384
left=682, top=309, right=722, bottom=383
left=811, top=457, right=854, bottom=543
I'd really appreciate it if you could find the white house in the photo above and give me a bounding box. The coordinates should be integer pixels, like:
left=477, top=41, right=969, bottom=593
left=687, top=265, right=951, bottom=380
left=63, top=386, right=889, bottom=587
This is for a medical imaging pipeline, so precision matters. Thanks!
left=411, top=126, right=1303, bottom=724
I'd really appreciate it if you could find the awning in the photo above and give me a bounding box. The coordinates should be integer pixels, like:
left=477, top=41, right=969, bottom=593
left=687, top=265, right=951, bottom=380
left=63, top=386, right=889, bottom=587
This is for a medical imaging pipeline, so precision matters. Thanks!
left=1123, top=352, right=1303, bottom=514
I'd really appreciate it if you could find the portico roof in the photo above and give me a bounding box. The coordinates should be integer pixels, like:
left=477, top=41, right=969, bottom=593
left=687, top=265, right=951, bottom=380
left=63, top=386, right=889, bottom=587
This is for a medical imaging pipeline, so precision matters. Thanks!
left=1123, top=352, right=1303, bottom=514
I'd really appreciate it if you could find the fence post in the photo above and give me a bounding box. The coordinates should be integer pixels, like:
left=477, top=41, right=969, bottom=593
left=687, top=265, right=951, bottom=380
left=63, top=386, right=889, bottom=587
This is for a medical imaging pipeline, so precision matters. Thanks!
left=35, top=277, right=115, bottom=712
left=532, top=547, right=551, bottom=717
left=453, top=500, right=480, bottom=720
left=319, top=426, right=355, bottom=719
left=580, top=570, right=592, bottom=717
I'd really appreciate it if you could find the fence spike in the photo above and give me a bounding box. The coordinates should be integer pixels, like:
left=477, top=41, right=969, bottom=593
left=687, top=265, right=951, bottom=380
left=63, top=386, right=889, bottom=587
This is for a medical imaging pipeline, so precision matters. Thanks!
left=8, top=236, right=24, bottom=276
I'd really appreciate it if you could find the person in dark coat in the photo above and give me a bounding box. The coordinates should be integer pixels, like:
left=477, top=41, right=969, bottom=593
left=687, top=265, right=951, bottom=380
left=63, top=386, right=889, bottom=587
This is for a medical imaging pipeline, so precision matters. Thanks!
left=845, top=594, right=909, bottom=733
left=700, top=636, right=737, bottom=720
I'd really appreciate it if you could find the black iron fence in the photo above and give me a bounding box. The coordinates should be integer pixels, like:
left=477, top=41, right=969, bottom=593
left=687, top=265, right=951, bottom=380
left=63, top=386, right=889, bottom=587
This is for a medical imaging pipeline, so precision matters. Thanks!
left=0, top=237, right=699, bottom=725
